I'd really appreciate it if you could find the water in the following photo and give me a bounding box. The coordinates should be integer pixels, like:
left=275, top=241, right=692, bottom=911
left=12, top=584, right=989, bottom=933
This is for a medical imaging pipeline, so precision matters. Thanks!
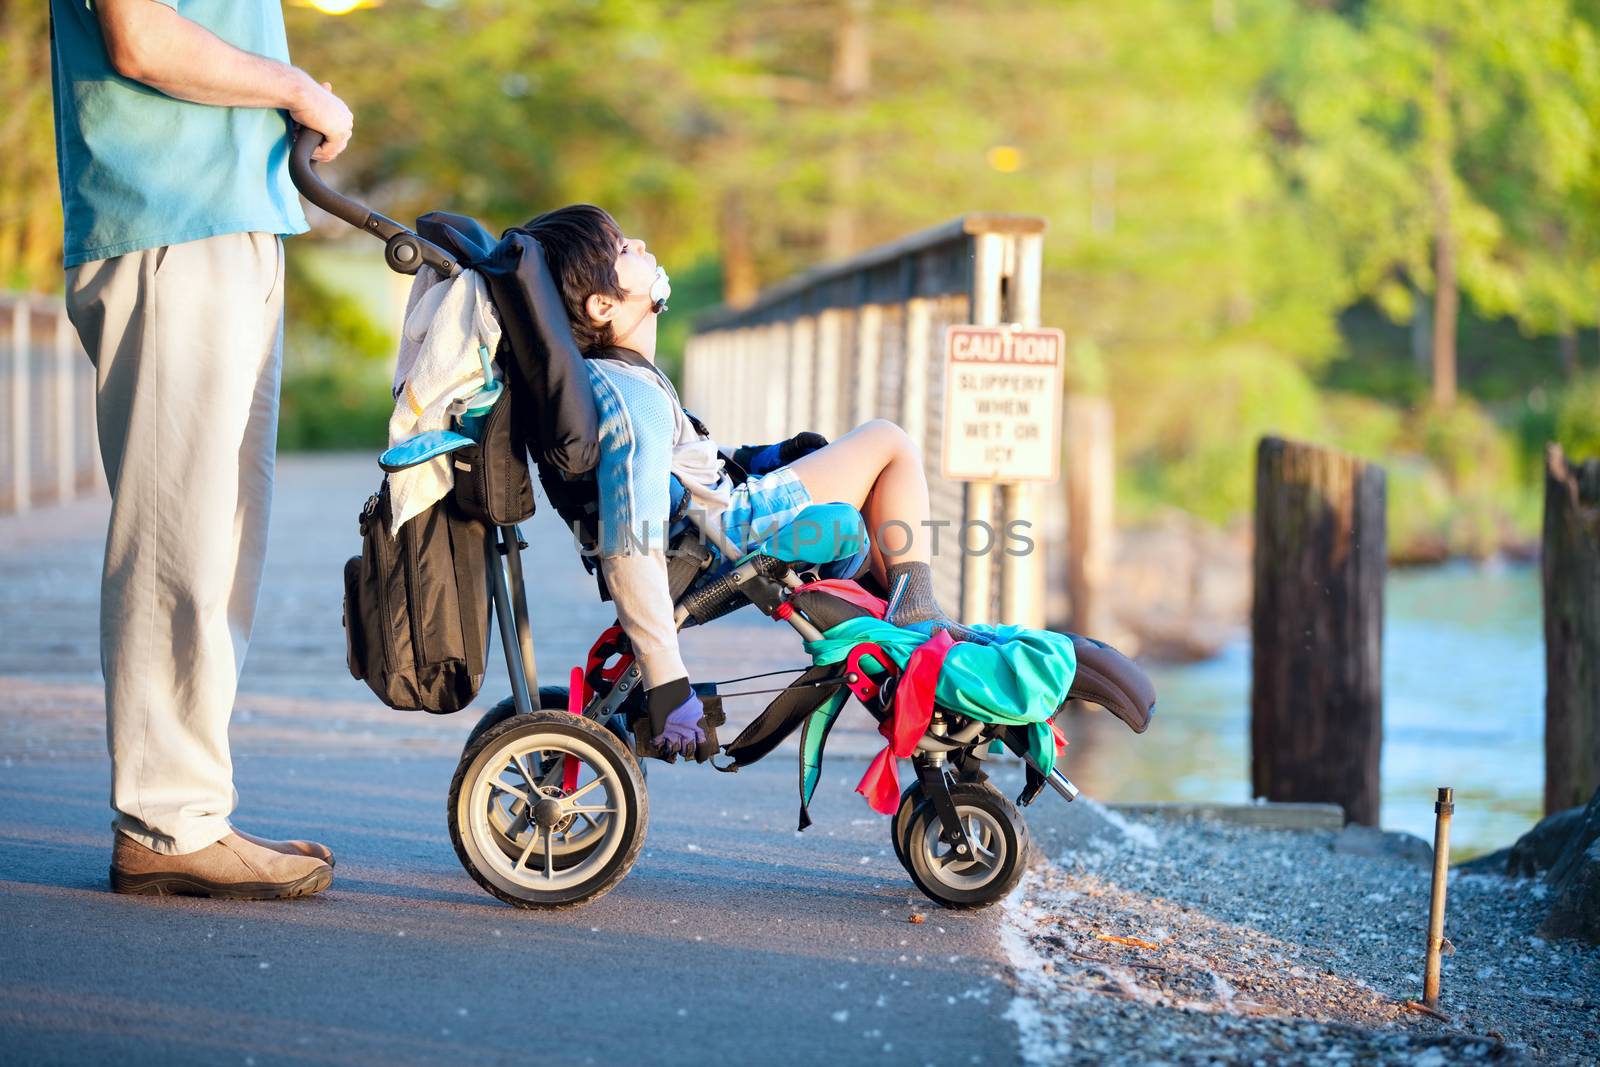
left=1061, top=562, right=1546, bottom=858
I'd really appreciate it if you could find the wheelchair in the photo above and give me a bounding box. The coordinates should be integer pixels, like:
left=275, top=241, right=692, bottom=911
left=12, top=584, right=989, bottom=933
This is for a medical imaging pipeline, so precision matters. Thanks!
left=448, top=478, right=1157, bottom=911
left=288, top=128, right=1156, bottom=913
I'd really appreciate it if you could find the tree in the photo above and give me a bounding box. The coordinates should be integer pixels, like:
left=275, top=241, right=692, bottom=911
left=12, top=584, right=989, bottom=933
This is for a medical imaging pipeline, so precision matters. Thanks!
left=1264, top=0, right=1600, bottom=407
left=1, top=3, right=65, bottom=291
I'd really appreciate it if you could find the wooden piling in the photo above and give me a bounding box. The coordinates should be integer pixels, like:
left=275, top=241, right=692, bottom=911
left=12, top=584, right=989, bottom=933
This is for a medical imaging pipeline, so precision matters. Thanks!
left=1543, top=444, right=1600, bottom=815
left=1250, top=436, right=1387, bottom=826
left=1064, top=394, right=1115, bottom=639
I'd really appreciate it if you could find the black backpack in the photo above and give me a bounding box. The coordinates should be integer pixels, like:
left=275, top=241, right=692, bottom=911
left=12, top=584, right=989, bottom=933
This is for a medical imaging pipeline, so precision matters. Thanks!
left=342, top=482, right=491, bottom=714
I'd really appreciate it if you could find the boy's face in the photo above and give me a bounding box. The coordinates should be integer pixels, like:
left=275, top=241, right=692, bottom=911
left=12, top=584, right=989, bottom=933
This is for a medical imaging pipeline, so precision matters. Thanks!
left=584, top=233, right=658, bottom=330
left=612, top=234, right=657, bottom=298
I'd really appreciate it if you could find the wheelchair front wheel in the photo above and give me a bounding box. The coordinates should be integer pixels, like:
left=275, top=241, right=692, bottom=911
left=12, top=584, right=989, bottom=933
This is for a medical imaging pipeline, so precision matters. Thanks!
left=897, top=781, right=1028, bottom=910
left=890, top=760, right=997, bottom=872
left=449, top=711, right=647, bottom=909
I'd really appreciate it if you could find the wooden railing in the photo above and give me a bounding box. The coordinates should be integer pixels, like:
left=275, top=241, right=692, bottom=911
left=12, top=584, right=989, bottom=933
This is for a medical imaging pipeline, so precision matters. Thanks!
left=684, top=215, right=1058, bottom=628
left=0, top=295, right=103, bottom=514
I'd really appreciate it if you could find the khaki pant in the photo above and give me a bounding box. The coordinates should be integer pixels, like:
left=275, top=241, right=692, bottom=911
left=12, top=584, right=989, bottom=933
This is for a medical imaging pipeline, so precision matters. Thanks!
left=65, top=231, right=285, bottom=855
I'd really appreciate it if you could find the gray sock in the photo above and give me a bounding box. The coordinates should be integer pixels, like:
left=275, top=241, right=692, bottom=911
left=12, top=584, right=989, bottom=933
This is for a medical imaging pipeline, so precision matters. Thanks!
left=885, top=561, right=992, bottom=643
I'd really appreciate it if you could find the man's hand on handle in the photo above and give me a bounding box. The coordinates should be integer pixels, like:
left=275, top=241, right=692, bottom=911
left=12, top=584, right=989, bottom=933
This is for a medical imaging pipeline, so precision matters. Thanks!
left=95, top=0, right=353, bottom=162
left=291, top=78, right=353, bottom=162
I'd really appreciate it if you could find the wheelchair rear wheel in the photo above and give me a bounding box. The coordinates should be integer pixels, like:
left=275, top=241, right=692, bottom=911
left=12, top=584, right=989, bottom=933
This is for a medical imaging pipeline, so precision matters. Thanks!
left=464, top=689, right=637, bottom=756
left=896, top=781, right=1028, bottom=910
left=449, top=711, right=647, bottom=908
left=467, top=691, right=642, bottom=866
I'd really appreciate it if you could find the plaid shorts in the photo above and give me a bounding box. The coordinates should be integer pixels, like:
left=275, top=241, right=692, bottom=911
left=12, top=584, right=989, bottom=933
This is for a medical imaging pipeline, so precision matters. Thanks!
left=720, top=465, right=814, bottom=556
left=709, top=465, right=871, bottom=581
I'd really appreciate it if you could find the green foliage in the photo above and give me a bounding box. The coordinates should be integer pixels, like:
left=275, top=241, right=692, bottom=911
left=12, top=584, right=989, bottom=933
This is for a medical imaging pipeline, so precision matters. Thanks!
left=1064, top=340, right=1109, bottom=397
left=1320, top=392, right=1406, bottom=461
left=1410, top=400, right=1517, bottom=497
left=284, top=253, right=394, bottom=364
left=653, top=256, right=725, bottom=385
left=1385, top=457, right=1458, bottom=563
left=11, top=0, right=1591, bottom=539
left=0, top=5, right=61, bottom=291
left=1116, top=344, right=1322, bottom=524
left=1554, top=373, right=1600, bottom=460
left=278, top=246, right=396, bottom=451
left=277, top=360, right=393, bottom=452
left=1403, top=399, right=1532, bottom=558
left=1262, top=0, right=1600, bottom=342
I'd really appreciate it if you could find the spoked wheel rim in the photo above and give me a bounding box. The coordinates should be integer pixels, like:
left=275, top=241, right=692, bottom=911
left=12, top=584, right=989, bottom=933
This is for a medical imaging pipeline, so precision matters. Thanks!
left=917, top=805, right=1009, bottom=892
left=485, top=750, right=615, bottom=864
left=898, top=780, right=1026, bottom=909
left=467, top=730, right=630, bottom=892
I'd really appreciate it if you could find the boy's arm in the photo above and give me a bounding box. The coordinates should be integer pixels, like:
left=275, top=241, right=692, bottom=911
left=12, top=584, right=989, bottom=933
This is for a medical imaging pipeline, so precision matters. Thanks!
left=729, top=432, right=830, bottom=479
left=599, top=555, right=684, bottom=686
left=94, top=0, right=352, bottom=161
left=588, top=365, right=688, bottom=691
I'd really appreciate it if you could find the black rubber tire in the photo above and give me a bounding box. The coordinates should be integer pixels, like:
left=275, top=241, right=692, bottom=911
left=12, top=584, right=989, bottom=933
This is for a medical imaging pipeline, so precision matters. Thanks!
left=899, top=781, right=1028, bottom=910
left=891, top=774, right=1004, bottom=874
left=448, top=711, right=647, bottom=909
left=891, top=781, right=923, bottom=870
left=466, top=689, right=640, bottom=772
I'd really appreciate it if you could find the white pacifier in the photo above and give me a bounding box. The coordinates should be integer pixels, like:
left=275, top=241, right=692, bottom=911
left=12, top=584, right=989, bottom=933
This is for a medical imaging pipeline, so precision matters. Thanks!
left=649, top=266, right=672, bottom=312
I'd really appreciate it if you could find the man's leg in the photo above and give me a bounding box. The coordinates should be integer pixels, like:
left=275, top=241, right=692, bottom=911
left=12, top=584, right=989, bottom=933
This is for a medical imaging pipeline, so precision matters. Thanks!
left=66, top=232, right=285, bottom=855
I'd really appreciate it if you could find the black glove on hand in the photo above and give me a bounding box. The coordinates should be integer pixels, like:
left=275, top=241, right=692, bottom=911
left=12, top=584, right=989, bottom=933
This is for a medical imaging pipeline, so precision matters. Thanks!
left=645, top=677, right=692, bottom=736
left=776, top=431, right=829, bottom=466
left=730, top=432, right=829, bottom=480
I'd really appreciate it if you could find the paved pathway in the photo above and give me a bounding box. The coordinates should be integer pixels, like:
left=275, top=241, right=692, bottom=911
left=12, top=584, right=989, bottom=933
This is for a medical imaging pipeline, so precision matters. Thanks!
left=0, top=454, right=1056, bottom=1067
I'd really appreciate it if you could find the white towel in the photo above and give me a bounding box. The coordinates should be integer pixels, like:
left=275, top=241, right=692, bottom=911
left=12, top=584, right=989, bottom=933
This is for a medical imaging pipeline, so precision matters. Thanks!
left=386, top=266, right=502, bottom=532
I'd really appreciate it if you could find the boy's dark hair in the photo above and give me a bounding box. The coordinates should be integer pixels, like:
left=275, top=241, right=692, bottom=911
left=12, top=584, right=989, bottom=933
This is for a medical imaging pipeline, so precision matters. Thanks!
left=517, top=204, right=627, bottom=355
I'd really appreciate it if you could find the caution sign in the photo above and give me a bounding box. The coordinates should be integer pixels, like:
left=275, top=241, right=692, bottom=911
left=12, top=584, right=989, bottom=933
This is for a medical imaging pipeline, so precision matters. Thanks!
left=941, top=325, right=1064, bottom=482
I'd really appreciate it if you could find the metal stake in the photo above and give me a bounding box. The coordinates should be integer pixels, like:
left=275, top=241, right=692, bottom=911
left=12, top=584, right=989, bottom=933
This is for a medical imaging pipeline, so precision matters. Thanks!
left=1423, top=786, right=1454, bottom=1009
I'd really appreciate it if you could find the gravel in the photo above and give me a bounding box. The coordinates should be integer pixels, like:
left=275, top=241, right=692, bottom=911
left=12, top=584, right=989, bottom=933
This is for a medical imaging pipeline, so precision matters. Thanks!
left=1002, top=806, right=1600, bottom=1065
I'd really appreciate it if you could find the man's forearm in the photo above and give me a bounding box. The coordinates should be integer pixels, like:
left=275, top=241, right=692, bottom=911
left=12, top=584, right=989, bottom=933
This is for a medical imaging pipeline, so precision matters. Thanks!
left=98, top=0, right=312, bottom=111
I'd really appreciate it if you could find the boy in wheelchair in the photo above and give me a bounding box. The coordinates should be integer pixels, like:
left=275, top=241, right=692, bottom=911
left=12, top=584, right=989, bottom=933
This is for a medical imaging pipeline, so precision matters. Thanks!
left=520, top=205, right=992, bottom=759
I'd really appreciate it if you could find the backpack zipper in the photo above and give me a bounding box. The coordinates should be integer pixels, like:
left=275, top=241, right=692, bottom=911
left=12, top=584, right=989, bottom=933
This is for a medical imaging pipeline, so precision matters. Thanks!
left=363, top=494, right=402, bottom=674
left=401, top=518, right=429, bottom=666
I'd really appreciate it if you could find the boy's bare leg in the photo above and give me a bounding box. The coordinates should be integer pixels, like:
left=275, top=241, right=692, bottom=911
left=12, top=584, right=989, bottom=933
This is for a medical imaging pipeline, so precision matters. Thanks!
left=787, top=418, right=989, bottom=641
left=786, top=419, right=928, bottom=587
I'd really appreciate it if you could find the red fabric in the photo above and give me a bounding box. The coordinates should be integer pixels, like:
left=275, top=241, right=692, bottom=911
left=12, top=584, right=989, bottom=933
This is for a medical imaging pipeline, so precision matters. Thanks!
left=889, top=630, right=955, bottom=756
left=570, top=627, right=632, bottom=793
left=853, top=629, right=955, bottom=814
left=794, top=578, right=887, bottom=619
left=855, top=747, right=901, bottom=815
left=1052, top=720, right=1070, bottom=753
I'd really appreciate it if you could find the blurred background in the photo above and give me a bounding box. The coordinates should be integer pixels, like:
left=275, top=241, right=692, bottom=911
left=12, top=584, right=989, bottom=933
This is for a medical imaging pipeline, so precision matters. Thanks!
left=5, top=0, right=1598, bottom=851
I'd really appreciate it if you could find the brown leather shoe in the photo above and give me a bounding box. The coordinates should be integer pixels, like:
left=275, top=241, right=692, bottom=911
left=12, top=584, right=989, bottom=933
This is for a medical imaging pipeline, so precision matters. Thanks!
left=110, top=832, right=333, bottom=899
left=231, top=827, right=336, bottom=868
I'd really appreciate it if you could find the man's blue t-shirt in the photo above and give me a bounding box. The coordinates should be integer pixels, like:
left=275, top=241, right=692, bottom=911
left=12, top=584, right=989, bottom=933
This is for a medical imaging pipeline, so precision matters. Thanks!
left=49, top=0, right=309, bottom=268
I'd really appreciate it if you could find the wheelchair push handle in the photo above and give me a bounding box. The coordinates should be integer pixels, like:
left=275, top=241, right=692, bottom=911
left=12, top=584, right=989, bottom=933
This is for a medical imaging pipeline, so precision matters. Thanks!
left=288, top=126, right=461, bottom=278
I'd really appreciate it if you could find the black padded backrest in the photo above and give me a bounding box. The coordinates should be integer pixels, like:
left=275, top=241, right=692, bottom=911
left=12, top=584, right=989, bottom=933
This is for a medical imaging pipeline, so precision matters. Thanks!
left=1068, top=634, right=1156, bottom=734
left=416, top=212, right=599, bottom=476
left=536, top=461, right=600, bottom=545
